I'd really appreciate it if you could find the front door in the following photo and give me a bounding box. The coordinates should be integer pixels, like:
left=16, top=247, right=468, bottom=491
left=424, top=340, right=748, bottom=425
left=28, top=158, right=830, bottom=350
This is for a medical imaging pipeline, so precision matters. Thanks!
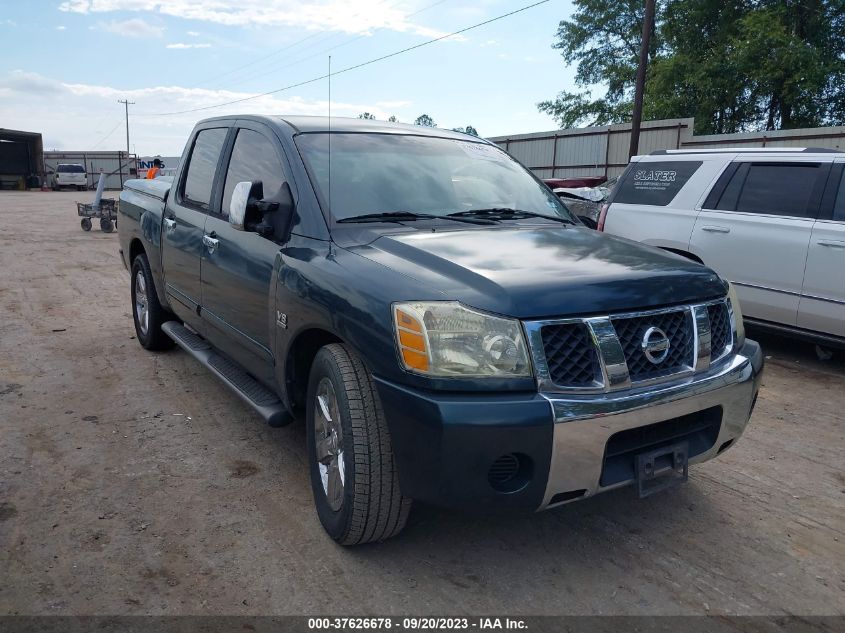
left=798, top=163, right=845, bottom=337
left=200, top=123, right=290, bottom=385
left=691, top=160, right=826, bottom=326
left=160, top=126, right=228, bottom=326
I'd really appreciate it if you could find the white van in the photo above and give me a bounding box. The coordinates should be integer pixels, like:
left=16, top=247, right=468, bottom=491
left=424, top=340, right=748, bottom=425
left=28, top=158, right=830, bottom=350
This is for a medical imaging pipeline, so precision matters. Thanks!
left=599, top=148, right=845, bottom=345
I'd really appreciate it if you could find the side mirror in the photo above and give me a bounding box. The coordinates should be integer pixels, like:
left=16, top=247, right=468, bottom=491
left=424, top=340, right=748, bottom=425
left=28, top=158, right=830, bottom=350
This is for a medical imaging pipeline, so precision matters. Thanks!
left=229, top=180, right=295, bottom=239
left=229, top=181, right=253, bottom=231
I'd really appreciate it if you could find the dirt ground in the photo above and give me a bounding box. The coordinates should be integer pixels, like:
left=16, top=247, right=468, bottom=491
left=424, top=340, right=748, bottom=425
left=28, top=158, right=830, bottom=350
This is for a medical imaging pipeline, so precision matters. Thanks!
left=0, top=190, right=843, bottom=616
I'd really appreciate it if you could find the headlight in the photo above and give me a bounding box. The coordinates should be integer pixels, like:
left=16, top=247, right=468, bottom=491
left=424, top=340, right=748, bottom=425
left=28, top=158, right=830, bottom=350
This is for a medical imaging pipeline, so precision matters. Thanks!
left=727, top=282, right=745, bottom=347
left=393, top=301, right=531, bottom=377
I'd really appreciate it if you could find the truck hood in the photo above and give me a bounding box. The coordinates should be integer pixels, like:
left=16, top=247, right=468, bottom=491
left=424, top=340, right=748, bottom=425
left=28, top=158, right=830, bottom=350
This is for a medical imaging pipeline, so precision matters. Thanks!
left=345, top=225, right=726, bottom=319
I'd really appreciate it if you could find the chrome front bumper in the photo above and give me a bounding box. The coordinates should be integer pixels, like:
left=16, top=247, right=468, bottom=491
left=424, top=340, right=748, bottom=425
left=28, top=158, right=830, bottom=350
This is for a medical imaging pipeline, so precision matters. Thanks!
left=539, top=340, right=763, bottom=509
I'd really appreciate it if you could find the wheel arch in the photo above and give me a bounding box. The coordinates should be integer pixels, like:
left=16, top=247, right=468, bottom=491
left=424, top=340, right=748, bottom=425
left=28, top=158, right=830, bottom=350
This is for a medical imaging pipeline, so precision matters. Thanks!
left=284, top=327, right=344, bottom=416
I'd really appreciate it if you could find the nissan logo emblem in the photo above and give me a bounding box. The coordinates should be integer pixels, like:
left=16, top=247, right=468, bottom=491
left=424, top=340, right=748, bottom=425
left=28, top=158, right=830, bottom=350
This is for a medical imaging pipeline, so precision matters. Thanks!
left=641, top=326, right=671, bottom=364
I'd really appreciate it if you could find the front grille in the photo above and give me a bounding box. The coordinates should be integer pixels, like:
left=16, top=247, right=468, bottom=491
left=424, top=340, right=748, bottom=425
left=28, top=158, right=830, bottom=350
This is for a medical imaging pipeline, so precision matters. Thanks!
left=600, top=407, right=722, bottom=486
left=612, top=309, right=693, bottom=382
left=707, top=302, right=731, bottom=361
left=541, top=323, right=600, bottom=387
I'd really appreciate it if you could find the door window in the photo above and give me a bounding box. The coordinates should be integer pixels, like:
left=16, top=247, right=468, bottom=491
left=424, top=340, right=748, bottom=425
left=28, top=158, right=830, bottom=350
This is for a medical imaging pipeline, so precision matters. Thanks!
left=714, top=162, right=823, bottom=217
left=221, top=129, right=285, bottom=217
left=182, top=128, right=228, bottom=210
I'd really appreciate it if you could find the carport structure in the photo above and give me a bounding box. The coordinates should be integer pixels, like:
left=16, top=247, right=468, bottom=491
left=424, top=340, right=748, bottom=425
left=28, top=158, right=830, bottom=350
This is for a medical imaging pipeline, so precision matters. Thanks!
left=0, top=128, right=44, bottom=190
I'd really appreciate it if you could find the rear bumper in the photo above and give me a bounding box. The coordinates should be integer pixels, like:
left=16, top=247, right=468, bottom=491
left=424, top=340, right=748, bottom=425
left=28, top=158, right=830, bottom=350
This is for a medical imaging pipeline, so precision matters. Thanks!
left=375, top=340, right=763, bottom=511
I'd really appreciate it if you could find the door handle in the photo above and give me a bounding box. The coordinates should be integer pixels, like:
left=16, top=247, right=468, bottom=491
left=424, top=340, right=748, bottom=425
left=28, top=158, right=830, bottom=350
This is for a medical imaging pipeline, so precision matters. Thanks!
left=818, top=239, right=845, bottom=248
left=202, top=234, right=219, bottom=253
left=701, top=225, right=730, bottom=234
left=163, top=218, right=176, bottom=232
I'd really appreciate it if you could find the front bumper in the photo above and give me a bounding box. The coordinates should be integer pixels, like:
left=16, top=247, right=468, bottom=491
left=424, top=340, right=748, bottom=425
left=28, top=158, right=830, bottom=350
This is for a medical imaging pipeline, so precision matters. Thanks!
left=374, top=340, right=763, bottom=511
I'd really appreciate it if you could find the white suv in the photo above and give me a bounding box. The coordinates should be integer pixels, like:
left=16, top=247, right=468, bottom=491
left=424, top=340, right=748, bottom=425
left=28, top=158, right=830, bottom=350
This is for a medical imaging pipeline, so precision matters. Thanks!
left=52, top=163, right=87, bottom=191
left=600, top=148, right=845, bottom=345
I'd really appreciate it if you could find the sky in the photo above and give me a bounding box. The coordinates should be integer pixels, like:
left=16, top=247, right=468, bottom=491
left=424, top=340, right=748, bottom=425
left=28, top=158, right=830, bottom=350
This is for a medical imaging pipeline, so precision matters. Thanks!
left=0, top=0, right=577, bottom=155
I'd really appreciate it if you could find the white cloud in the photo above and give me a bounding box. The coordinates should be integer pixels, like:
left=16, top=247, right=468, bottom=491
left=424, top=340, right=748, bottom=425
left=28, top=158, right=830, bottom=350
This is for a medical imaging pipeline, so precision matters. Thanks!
left=186, top=30, right=200, bottom=36
left=0, top=70, right=412, bottom=154
left=59, top=0, right=448, bottom=37
left=99, top=18, right=164, bottom=38
left=0, top=19, right=17, bottom=26
left=166, top=42, right=212, bottom=49
left=56, top=25, right=67, bottom=30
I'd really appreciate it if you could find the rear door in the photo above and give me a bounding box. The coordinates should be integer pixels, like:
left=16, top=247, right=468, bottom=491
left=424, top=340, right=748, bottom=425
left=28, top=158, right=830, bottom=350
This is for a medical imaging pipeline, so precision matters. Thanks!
left=690, top=159, right=828, bottom=326
left=161, top=125, right=229, bottom=323
left=200, top=122, right=289, bottom=384
left=798, top=162, right=845, bottom=337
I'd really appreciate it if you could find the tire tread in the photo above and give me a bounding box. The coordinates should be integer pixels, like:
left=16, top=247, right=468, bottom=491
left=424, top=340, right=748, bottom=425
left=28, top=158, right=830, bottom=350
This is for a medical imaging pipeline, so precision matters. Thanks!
left=321, top=344, right=411, bottom=544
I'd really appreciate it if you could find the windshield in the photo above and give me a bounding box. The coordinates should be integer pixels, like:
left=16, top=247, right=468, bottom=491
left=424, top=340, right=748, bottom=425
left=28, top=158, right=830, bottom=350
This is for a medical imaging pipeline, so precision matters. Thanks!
left=294, top=132, right=574, bottom=223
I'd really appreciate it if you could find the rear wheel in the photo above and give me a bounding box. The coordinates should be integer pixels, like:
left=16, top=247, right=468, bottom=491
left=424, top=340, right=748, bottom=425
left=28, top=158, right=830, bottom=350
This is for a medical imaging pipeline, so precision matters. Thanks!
left=131, top=254, right=174, bottom=351
left=306, top=344, right=411, bottom=545
left=77, top=185, right=86, bottom=192
left=80, top=218, right=92, bottom=231
left=100, top=218, right=114, bottom=233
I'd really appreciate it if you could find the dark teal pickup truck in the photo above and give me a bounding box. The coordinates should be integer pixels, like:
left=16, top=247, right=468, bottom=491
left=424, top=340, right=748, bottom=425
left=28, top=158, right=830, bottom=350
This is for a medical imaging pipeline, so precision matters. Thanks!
left=118, top=115, right=763, bottom=544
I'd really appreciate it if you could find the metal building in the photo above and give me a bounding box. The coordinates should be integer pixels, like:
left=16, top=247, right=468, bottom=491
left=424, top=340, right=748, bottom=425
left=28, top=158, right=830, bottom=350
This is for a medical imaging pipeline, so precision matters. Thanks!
left=43, top=151, right=138, bottom=190
left=0, top=128, right=44, bottom=190
left=489, top=118, right=845, bottom=181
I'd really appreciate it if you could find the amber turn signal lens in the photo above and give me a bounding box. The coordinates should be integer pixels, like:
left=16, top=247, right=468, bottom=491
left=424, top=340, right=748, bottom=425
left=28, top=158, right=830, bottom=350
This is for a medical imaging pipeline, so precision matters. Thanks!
left=395, top=308, right=429, bottom=372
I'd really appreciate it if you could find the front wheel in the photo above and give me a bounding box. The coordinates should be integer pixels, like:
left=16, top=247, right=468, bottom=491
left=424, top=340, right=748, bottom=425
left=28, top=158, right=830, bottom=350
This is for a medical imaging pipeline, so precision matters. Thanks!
left=306, top=344, right=411, bottom=545
left=100, top=218, right=114, bottom=233
left=80, top=218, right=92, bottom=231
left=131, top=254, right=174, bottom=351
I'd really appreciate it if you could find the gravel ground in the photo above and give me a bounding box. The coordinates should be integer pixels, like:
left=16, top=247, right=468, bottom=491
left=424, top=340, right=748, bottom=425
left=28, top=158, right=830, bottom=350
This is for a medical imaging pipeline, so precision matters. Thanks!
left=1, top=191, right=843, bottom=616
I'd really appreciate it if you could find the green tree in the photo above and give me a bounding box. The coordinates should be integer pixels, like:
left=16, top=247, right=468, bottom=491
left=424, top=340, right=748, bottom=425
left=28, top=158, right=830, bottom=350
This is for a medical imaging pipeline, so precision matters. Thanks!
left=540, top=0, right=845, bottom=134
left=358, top=112, right=376, bottom=120
left=388, top=115, right=398, bottom=122
left=414, top=114, right=436, bottom=127
left=451, top=125, right=480, bottom=136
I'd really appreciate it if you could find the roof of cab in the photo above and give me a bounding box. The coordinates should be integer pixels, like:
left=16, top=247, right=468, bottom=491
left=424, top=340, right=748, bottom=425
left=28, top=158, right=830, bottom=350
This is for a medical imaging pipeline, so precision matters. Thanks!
left=197, top=114, right=489, bottom=142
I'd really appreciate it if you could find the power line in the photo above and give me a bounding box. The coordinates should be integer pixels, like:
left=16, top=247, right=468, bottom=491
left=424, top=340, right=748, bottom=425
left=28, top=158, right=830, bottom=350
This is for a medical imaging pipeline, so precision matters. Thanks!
left=185, top=0, right=435, bottom=90
left=140, top=0, right=550, bottom=117
left=90, top=119, right=125, bottom=150
left=219, top=0, right=452, bottom=93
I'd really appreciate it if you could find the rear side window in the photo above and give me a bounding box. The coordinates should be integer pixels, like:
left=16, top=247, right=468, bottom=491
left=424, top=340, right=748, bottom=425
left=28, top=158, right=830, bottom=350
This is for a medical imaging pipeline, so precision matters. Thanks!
left=833, top=168, right=845, bottom=222
left=710, top=162, right=823, bottom=218
left=613, top=161, right=702, bottom=206
left=182, top=128, right=228, bottom=210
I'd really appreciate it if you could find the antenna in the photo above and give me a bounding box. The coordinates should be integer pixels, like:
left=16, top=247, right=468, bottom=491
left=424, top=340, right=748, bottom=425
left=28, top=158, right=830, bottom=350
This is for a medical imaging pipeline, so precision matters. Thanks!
left=328, top=55, right=332, bottom=218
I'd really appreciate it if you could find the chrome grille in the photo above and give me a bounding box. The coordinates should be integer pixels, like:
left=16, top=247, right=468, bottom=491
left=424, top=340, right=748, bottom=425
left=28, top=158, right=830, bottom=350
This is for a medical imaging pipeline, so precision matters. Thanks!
left=524, top=298, right=733, bottom=393
left=540, top=323, right=600, bottom=387
left=707, top=302, right=732, bottom=361
left=611, top=309, right=694, bottom=381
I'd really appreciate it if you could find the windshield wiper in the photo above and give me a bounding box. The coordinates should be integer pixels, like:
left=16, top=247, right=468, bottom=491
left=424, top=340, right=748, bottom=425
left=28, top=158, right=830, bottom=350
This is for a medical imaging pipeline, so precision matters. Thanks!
left=448, top=208, right=573, bottom=224
left=336, top=211, right=493, bottom=225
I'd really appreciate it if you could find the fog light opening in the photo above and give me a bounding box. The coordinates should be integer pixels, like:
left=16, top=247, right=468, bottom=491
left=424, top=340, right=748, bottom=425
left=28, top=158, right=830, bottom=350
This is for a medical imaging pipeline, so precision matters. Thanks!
left=488, top=453, right=533, bottom=493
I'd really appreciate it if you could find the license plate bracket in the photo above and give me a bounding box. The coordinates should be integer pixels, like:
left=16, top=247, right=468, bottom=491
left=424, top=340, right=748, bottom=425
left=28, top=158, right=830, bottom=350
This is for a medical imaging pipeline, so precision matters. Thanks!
left=636, top=441, right=689, bottom=498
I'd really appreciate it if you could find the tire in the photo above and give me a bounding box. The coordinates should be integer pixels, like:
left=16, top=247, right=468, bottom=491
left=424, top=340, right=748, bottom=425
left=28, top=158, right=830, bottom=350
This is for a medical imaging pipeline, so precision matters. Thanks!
left=80, top=218, right=92, bottom=231
left=306, top=344, right=411, bottom=545
left=100, top=218, right=114, bottom=233
left=131, top=254, right=175, bottom=351
left=78, top=185, right=86, bottom=192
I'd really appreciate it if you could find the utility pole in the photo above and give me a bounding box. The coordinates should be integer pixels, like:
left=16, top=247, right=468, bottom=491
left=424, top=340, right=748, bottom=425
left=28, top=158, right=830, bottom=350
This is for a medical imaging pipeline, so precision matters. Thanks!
left=629, top=0, right=656, bottom=159
left=118, top=99, right=135, bottom=188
